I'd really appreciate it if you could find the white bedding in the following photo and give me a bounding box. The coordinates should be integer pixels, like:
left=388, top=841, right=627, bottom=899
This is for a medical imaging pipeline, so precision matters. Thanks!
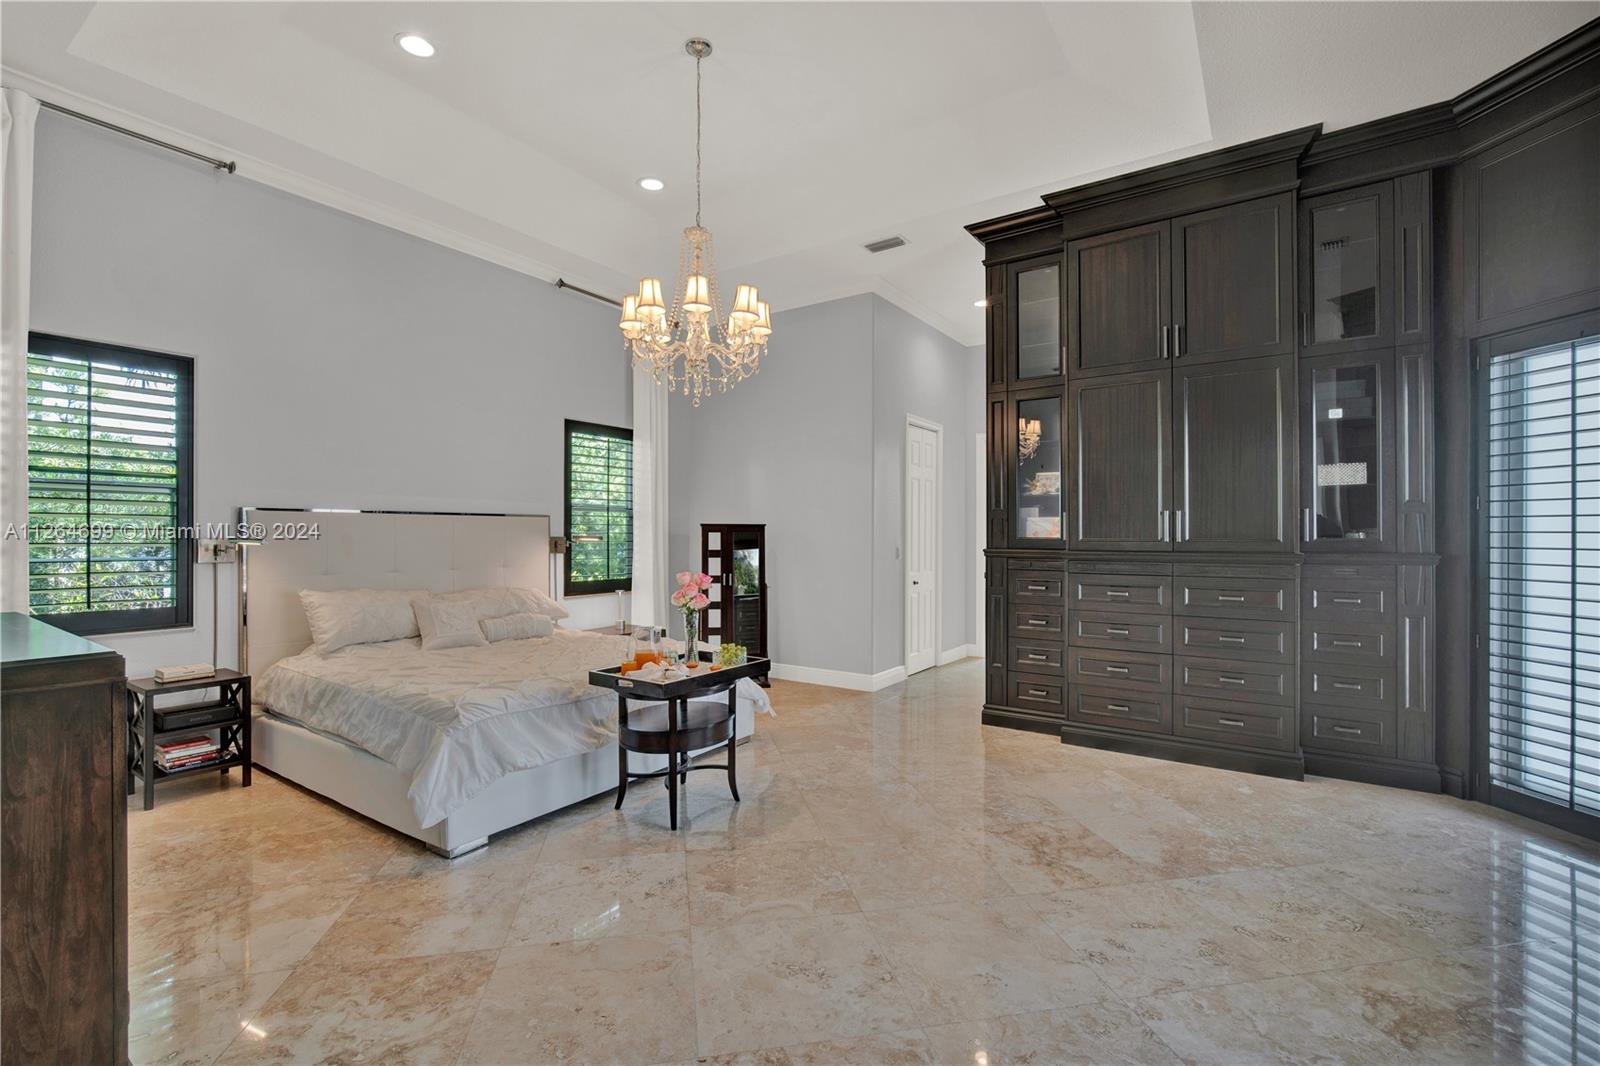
left=255, top=627, right=771, bottom=828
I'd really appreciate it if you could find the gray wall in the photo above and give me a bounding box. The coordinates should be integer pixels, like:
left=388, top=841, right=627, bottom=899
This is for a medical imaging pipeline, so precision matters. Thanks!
left=670, top=293, right=982, bottom=682
left=870, top=298, right=984, bottom=674
left=29, top=113, right=630, bottom=675
left=668, top=295, right=877, bottom=676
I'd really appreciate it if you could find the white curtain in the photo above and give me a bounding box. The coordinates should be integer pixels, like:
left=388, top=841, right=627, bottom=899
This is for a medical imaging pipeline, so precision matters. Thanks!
left=630, top=365, right=670, bottom=629
left=0, top=89, right=38, bottom=613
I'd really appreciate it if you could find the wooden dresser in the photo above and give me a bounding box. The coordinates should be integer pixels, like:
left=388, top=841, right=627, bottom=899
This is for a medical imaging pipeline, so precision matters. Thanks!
left=1, top=612, right=129, bottom=1065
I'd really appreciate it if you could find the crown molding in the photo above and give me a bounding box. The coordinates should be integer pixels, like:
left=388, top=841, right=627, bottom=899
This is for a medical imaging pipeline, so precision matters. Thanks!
left=1452, top=16, right=1600, bottom=126
left=1301, top=102, right=1459, bottom=168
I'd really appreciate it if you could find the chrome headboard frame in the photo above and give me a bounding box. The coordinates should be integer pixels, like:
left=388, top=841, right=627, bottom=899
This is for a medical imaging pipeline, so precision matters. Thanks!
left=237, top=507, right=553, bottom=674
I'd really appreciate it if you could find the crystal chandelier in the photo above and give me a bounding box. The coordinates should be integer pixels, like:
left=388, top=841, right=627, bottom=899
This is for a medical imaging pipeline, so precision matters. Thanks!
left=1018, top=417, right=1043, bottom=459
left=619, top=38, right=771, bottom=406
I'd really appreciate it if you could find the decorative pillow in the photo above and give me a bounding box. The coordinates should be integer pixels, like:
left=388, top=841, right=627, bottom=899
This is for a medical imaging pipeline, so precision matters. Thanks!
left=506, top=586, right=570, bottom=622
left=480, top=611, right=555, bottom=643
left=412, top=595, right=489, bottom=651
left=437, top=586, right=570, bottom=623
left=299, top=588, right=424, bottom=655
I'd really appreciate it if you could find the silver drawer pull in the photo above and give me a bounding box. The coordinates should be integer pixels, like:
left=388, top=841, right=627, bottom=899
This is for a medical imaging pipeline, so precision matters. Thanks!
left=1104, top=665, right=1130, bottom=674
left=1331, top=681, right=1364, bottom=691
left=1217, top=594, right=1247, bottom=603
left=1105, top=627, right=1131, bottom=636
left=1218, top=675, right=1247, bottom=685
left=1106, top=703, right=1132, bottom=713
left=1332, top=725, right=1364, bottom=736
left=1025, top=653, right=1048, bottom=661
left=1027, top=689, right=1051, bottom=698
left=1026, top=618, right=1048, bottom=627
left=1104, top=589, right=1131, bottom=598
left=1331, top=596, right=1364, bottom=605
left=1330, top=639, right=1363, bottom=648
left=1025, top=584, right=1049, bottom=592
left=1218, top=717, right=1246, bottom=728
left=1218, top=635, right=1247, bottom=644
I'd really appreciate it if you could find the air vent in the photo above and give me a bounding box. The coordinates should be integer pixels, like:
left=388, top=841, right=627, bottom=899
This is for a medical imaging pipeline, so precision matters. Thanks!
left=863, top=235, right=908, bottom=254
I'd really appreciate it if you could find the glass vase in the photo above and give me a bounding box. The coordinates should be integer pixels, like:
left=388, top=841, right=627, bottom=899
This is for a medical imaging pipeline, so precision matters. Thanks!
left=682, top=610, right=699, bottom=666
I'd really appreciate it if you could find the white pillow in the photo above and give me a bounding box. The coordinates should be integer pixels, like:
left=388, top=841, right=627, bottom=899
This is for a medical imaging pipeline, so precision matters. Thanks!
left=299, top=588, right=424, bottom=655
left=439, top=586, right=569, bottom=623
left=507, top=586, right=569, bottom=622
left=480, top=611, right=555, bottom=643
left=411, top=595, right=489, bottom=651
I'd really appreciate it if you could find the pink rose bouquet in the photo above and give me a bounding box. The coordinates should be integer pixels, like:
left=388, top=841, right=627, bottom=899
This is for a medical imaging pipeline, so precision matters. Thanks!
left=671, top=571, right=715, bottom=664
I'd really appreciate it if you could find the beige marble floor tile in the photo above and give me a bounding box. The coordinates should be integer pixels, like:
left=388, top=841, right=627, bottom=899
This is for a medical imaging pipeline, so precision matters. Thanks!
left=461, top=932, right=698, bottom=1065
left=910, top=773, right=1074, bottom=828
left=536, top=800, right=690, bottom=863
left=1320, top=853, right=1543, bottom=951
left=1130, top=972, right=1410, bottom=1065
left=377, top=819, right=547, bottom=879
left=978, top=818, right=1161, bottom=894
left=214, top=949, right=495, bottom=1065
left=864, top=898, right=1113, bottom=1023
left=1034, top=881, right=1281, bottom=998
left=923, top=1001, right=1183, bottom=1066
left=508, top=851, right=689, bottom=944
left=638, top=781, right=831, bottom=851
left=130, top=969, right=291, bottom=1066
left=129, top=820, right=400, bottom=897
left=825, top=829, right=1019, bottom=911
left=687, top=842, right=858, bottom=926
left=690, top=912, right=926, bottom=1057
left=801, top=783, right=979, bottom=843
left=1304, top=947, right=1562, bottom=1064
left=302, top=861, right=528, bottom=964
left=689, top=1029, right=939, bottom=1066
left=129, top=876, right=364, bottom=985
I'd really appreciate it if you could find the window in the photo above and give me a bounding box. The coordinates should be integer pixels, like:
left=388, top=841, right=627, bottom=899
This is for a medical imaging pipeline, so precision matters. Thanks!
left=25, top=333, right=194, bottom=635
left=1486, top=331, right=1598, bottom=824
left=564, top=420, right=632, bottom=595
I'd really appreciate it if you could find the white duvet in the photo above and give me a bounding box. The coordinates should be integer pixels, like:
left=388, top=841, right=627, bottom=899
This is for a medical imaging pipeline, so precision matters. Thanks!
left=255, top=627, right=771, bottom=828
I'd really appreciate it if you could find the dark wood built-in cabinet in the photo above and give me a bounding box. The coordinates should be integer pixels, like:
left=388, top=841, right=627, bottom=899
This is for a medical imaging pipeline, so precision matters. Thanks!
left=0, top=613, right=129, bottom=1065
left=700, top=524, right=769, bottom=663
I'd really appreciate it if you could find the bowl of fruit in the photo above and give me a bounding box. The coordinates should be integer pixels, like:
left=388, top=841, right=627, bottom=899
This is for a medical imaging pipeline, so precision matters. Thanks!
left=719, top=643, right=748, bottom=668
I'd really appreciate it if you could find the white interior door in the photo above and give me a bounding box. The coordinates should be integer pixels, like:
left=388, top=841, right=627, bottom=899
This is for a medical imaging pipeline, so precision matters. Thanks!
left=905, top=419, right=940, bottom=676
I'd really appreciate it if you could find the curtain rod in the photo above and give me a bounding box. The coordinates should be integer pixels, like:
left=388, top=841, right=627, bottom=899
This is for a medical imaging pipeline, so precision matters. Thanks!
left=554, top=278, right=621, bottom=308
left=40, top=100, right=237, bottom=174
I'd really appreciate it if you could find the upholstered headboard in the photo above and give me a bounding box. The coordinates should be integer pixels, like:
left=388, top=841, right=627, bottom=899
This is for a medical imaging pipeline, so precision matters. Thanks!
left=238, top=508, right=552, bottom=673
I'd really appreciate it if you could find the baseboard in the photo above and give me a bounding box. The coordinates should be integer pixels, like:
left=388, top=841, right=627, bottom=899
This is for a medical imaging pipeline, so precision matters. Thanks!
left=1304, top=749, right=1444, bottom=793
left=938, top=643, right=979, bottom=666
left=769, top=662, right=906, bottom=693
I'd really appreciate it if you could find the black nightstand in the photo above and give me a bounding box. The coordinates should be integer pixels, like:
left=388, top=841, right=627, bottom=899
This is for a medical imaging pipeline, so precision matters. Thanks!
left=126, top=669, right=251, bottom=810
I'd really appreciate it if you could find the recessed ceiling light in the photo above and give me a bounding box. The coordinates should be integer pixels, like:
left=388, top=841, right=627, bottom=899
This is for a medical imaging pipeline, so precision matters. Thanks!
left=638, top=177, right=665, bottom=192
left=396, top=34, right=435, bottom=58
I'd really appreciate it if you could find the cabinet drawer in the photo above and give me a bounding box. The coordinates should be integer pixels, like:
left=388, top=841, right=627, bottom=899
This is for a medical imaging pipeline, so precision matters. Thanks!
left=1069, top=649, right=1171, bottom=693
left=1072, top=574, right=1172, bottom=613
left=1303, top=705, right=1395, bottom=757
left=1303, top=624, right=1392, bottom=667
left=1010, top=605, right=1064, bottom=639
left=1176, top=655, right=1295, bottom=706
left=1010, top=640, right=1065, bottom=675
left=1175, top=697, right=1295, bottom=752
left=1177, top=617, right=1294, bottom=664
left=1302, top=568, right=1395, bottom=625
left=1010, top=571, right=1066, bottom=603
left=1007, top=673, right=1065, bottom=717
left=1070, top=612, right=1170, bottom=654
left=1176, top=573, right=1296, bottom=620
left=1069, top=687, right=1172, bottom=735
left=1303, top=663, right=1393, bottom=711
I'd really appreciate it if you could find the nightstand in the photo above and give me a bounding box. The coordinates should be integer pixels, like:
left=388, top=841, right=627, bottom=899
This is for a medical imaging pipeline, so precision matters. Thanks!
left=126, top=669, right=251, bottom=810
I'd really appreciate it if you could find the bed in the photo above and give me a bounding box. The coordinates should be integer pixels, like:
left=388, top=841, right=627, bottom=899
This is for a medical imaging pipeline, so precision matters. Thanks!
left=242, top=508, right=767, bottom=857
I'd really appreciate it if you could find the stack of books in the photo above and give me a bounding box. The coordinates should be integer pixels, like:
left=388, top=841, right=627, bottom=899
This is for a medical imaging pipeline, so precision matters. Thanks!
left=155, top=735, right=220, bottom=772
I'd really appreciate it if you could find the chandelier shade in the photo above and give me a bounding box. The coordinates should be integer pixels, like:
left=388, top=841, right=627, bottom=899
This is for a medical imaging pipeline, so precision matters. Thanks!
left=621, top=38, right=771, bottom=406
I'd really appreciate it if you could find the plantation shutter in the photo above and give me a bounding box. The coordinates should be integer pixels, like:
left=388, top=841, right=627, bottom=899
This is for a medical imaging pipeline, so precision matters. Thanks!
left=25, top=334, right=192, bottom=634
left=565, top=421, right=633, bottom=594
left=1487, top=335, right=1599, bottom=818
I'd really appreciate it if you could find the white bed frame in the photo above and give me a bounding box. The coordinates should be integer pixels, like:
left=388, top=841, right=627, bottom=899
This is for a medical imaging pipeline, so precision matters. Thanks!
left=240, top=507, right=753, bottom=857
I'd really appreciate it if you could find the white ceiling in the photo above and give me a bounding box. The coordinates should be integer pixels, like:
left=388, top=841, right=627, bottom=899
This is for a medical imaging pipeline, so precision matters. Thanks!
left=3, top=2, right=1595, bottom=345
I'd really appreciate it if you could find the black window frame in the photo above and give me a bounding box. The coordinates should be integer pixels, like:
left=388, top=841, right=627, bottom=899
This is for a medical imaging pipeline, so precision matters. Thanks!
left=24, top=332, right=195, bottom=637
left=563, top=419, right=633, bottom=596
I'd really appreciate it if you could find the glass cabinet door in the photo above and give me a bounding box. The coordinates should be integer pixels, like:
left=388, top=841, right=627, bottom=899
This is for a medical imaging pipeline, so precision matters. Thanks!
left=1304, top=352, right=1393, bottom=548
left=1013, top=260, right=1062, bottom=381
left=1304, top=187, right=1392, bottom=351
left=727, top=528, right=763, bottom=650
left=1013, top=392, right=1064, bottom=544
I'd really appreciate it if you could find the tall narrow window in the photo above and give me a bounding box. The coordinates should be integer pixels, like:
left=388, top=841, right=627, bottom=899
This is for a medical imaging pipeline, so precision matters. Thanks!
left=25, top=333, right=194, bottom=635
left=564, top=420, right=632, bottom=595
left=1487, top=334, right=1598, bottom=820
